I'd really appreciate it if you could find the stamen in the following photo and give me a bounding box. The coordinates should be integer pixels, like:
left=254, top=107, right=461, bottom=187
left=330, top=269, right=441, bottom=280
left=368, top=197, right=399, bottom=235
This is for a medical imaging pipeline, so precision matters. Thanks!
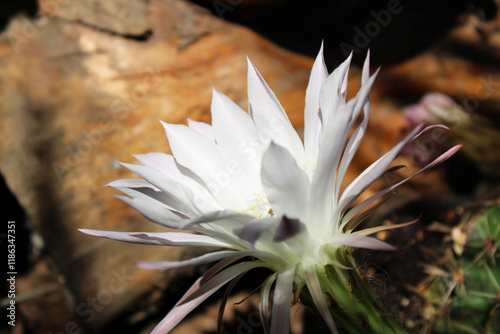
left=238, top=193, right=273, bottom=218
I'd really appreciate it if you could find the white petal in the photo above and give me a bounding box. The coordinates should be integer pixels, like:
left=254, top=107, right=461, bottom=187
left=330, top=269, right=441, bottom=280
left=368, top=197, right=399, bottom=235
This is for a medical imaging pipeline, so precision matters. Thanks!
left=106, top=178, right=159, bottom=190
left=261, top=142, right=311, bottom=222
left=340, top=194, right=391, bottom=233
left=348, top=69, right=378, bottom=128
left=338, top=123, right=425, bottom=213
left=187, top=118, right=215, bottom=141
left=115, top=186, right=188, bottom=215
left=211, top=89, right=264, bottom=188
left=132, top=152, right=221, bottom=213
left=335, top=71, right=378, bottom=200
left=318, top=54, right=352, bottom=132
left=335, top=117, right=367, bottom=199
left=183, top=211, right=266, bottom=250
left=247, top=57, right=306, bottom=167
left=341, top=144, right=461, bottom=225
left=184, top=210, right=254, bottom=231
left=362, top=50, right=371, bottom=84
left=304, top=43, right=328, bottom=164
left=162, top=122, right=254, bottom=210
left=309, top=100, right=356, bottom=237
left=181, top=261, right=271, bottom=305
left=113, top=194, right=186, bottom=228
left=133, top=152, right=211, bottom=193
left=79, top=229, right=232, bottom=248
left=136, top=250, right=240, bottom=270
left=328, top=234, right=396, bottom=251
left=151, top=260, right=256, bottom=334
left=259, top=273, right=277, bottom=334
left=211, top=88, right=260, bottom=164
left=150, top=261, right=265, bottom=334
left=354, top=218, right=418, bottom=237
left=151, top=276, right=205, bottom=334
left=270, top=266, right=295, bottom=334
left=234, top=217, right=280, bottom=246
left=120, top=162, right=213, bottom=215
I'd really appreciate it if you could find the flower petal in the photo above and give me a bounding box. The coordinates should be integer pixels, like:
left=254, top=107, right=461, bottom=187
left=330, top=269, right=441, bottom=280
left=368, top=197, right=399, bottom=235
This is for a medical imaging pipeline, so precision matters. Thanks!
left=151, top=276, right=205, bottom=334
left=162, top=122, right=254, bottom=210
left=133, top=152, right=200, bottom=185
left=234, top=217, right=281, bottom=246
left=78, top=229, right=233, bottom=248
left=273, top=216, right=305, bottom=242
left=136, top=250, right=241, bottom=270
left=218, top=274, right=244, bottom=334
left=211, top=88, right=261, bottom=172
left=304, top=42, right=328, bottom=164
left=113, top=194, right=186, bottom=228
left=270, top=265, right=295, bottom=334
left=329, top=234, right=396, bottom=251
left=184, top=210, right=254, bottom=230
left=341, top=194, right=392, bottom=233
left=318, top=54, right=352, bottom=132
left=309, top=99, right=356, bottom=237
left=187, top=118, right=215, bottom=141
left=259, top=273, right=277, bottom=334
left=335, top=59, right=376, bottom=200
left=354, top=217, right=419, bottom=237
left=338, top=123, right=426, bottom=213
left=341, top=144, right=461, bottom=226
left=106, top=178, right=159, bottom=190
left=261, top=142, right=311, bottom=222
left=131, top=152, right=221, bottom=213
left=181, top=261, right=271, bottom=305
left=119, top=162, right=213, bottom=215
left=247, top=58, right=306, bottom=166
left=151, top=262, right=258, bottom=334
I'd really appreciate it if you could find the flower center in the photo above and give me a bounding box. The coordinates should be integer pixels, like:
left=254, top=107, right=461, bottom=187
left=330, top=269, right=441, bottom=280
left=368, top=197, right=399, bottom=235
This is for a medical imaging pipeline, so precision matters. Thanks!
left=239, top=193, right=273, bottom=218
left=303, top=160, right=317, bottom=178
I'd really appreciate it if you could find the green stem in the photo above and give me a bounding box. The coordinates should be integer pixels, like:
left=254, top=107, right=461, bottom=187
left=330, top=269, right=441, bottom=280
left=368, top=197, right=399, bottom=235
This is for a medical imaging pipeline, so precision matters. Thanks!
left=300, top=250, right=405, bottom=333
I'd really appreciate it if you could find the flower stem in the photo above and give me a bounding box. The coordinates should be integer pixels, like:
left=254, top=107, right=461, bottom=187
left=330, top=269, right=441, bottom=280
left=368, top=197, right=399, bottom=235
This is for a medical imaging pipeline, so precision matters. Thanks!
left=300, top=250, right=405, bottom=333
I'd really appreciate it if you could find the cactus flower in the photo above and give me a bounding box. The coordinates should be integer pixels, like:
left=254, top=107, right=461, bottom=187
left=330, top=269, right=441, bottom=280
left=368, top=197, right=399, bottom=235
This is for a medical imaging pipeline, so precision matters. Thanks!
left=80, top=45, right=460, bottom=333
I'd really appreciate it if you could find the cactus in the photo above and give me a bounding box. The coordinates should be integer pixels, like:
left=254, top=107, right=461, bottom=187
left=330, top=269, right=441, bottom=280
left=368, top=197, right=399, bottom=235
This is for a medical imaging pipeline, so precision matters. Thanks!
left=421, top=205, right=500, bottom=333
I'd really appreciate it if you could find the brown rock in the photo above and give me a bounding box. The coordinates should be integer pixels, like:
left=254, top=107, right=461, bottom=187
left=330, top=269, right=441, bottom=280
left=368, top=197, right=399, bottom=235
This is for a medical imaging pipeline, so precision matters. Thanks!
left=0, top=0, right=312, bottom=332
left=40, top=0, right=151, bottom=37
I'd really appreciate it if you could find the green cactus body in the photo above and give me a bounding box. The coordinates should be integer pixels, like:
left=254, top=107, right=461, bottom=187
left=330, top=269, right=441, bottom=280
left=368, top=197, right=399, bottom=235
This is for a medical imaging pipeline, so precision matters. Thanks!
left=426, top=206, right=500, bottom=333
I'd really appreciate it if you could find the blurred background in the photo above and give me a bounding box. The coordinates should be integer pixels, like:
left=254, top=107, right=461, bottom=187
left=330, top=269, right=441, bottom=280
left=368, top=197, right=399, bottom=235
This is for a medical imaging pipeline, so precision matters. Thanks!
left=1, top=0, right=500, bottom=333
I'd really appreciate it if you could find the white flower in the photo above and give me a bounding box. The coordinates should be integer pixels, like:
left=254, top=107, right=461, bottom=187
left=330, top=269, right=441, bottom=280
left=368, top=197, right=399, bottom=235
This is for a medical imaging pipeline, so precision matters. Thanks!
left=80, top=44, right=460, bottom=334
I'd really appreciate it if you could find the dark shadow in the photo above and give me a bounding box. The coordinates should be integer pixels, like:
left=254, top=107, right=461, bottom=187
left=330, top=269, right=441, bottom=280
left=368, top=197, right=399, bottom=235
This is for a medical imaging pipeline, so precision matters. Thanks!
left=0, top=1, right=39, bottom=33
left=191, top=0, right=497, bottom=67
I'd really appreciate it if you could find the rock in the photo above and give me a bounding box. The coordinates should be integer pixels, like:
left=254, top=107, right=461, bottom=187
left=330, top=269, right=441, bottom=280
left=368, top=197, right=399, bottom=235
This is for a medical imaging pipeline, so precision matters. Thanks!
left=44, top=0, right=151, bottom=37
left=0, top=0, right=313, bottom=332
